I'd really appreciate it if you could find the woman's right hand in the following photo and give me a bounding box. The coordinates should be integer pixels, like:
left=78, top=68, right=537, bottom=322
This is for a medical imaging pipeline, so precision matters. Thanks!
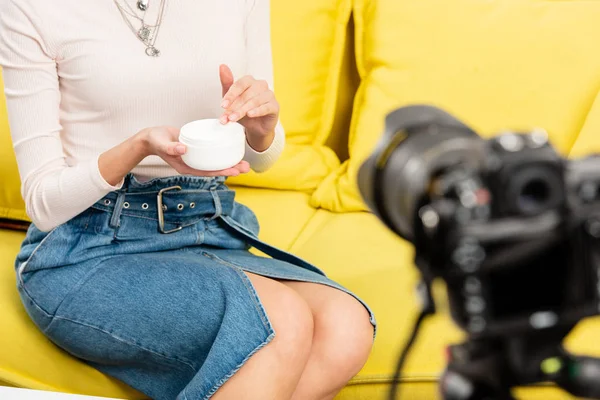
left=141, top=126, right=251, bottom=177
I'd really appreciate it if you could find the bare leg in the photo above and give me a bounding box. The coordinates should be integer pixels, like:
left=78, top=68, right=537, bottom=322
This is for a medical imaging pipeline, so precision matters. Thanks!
left=283, top=281, right=375, bottom=400
left=211, top=273, right=314, bottom=400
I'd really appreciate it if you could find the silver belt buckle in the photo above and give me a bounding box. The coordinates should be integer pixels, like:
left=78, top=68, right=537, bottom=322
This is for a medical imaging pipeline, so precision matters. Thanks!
left=157, top=185, right=183, bottom=234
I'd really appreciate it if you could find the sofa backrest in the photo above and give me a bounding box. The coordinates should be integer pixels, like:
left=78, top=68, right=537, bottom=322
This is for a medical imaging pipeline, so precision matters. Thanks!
left=0, top=72, right=27, bottom=221
left=311, top=0, right=600, bottom=213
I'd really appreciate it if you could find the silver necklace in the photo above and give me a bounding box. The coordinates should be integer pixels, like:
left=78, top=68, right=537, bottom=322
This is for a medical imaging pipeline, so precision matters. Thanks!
left=137, top=0, right=149, bottom=11
left=114, top=0, right=167, bottom=57
left=119, top=0, right=158, bottom=43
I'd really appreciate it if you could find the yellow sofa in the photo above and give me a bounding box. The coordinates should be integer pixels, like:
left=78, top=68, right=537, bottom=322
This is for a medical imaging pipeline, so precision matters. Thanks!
left=2, top=1, right=600, bottom=399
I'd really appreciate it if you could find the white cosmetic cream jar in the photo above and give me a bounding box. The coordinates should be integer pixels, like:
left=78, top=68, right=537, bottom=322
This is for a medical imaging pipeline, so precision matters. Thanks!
left=179, top=119, right=246, bottom=171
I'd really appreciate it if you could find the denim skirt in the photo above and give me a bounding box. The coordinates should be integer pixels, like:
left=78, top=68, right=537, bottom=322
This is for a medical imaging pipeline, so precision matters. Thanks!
left=14, top=174, right=376, bottom=400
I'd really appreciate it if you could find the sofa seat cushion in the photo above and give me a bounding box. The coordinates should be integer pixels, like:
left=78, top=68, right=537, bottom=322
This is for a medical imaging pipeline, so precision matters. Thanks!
left=290, top=211, right=600, bottom=399
left=230, top=186, right=318, bottom=251
left=0, top=229, right=144, bottom=398
left=0, top=187, right=315, bottom=397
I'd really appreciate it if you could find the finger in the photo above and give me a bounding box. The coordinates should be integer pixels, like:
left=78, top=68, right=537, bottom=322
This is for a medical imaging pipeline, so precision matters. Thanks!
left=246, top=100, right=280, bottom=119
left=234, top=160, right=251, bottom=173
left=228, top=91, right=274, bottom=122
left=170, top=159, right=250, bottom=177
left=174, top=164, right=239, bottom=177
left=219, top=64, right=235, bottom=98
left=202, top=161, right=250, bottom=176
left=225, top=79, right=268, bottom=113
left=221, top=75, right=255, bottom=109
left=163, top=142, right=187, bottom=156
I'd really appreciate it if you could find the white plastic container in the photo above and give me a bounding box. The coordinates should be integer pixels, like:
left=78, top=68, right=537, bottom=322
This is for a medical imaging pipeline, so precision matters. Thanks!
left=179, top=119, right=246, bottom=171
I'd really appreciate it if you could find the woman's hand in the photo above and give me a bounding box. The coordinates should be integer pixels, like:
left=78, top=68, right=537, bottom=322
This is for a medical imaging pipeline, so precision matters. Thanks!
left=141, top=126, right=250, bottom=177
left=219, top=64, right=279, bottom=152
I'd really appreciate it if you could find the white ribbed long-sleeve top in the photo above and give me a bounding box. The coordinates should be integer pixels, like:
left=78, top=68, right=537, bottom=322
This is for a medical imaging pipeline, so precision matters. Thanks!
left=0, top=0, right=284, bottom=231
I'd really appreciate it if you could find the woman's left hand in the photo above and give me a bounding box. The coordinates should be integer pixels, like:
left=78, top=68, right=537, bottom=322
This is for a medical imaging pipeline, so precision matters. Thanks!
left=219, top=64, right=279, bottom=152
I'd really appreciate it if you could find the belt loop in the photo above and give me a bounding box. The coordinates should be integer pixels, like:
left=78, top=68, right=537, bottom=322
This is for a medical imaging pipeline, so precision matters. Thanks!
left=109, top=190, right=127, bottom=229
left=209, top=188, right=222, bottom=220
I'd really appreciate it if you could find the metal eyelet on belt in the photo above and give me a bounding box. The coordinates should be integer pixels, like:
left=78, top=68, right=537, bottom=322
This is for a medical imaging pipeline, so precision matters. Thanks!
left=123, top=202, right=130, bottom=209
left=177, top=203, right=184, bottom=211
left=104, top=199, right=111, bottom=206
left=142, top=203, right=149, bottom=210
left=190, top=202, right=196, bottom=209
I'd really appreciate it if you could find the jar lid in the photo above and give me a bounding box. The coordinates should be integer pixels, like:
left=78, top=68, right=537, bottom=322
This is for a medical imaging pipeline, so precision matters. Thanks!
left=180, top=119, right=245, bottom=147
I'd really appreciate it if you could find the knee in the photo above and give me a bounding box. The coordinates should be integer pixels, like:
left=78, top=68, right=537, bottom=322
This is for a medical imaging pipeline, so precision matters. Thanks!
left=315, top=294, right=374, bottom=382
left=262, top=282, right=314, bottom=366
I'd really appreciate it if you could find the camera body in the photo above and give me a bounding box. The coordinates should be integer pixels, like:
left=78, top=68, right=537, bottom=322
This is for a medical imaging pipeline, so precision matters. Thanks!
left=358, top=105, right=600, bottom=339
left=480, top=130, right=564, bottom=219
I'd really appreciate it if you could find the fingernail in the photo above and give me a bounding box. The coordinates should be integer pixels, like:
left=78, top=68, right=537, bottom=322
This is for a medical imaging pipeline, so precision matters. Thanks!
left=176, top=144, right=186, bottom=154
left=220, top=115, right=229, bottom=124
left=221, top=100, right=229, bottom=109
left=229, top=113, right=239, bottom=121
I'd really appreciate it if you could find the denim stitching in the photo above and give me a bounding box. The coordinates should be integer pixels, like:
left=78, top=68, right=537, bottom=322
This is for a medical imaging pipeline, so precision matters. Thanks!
left=200, top=250, right=315, bottom=282
left=17, top=226, right=60, bottom=285
left=180, top=389, right=191, bottom=400
left=50, top=258, right=109, bottom=323
left=17, top=284, right=54, bottom=318
left=201, top=252, right=272, bottom=330
left=220, top=216, right=258, bottom=238
left=202, top=332, right=275, bottom=400
left=82, top=210, right=94, bottom=231
left=49, top=315, right=198, bottom=373
left=231, top=268, right=273, bottom=331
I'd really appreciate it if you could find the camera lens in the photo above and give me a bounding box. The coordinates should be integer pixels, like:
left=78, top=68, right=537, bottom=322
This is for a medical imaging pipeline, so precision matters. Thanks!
left=357, top=105, right=482, bottom=240
left=518, top=178, right=551, bottom=212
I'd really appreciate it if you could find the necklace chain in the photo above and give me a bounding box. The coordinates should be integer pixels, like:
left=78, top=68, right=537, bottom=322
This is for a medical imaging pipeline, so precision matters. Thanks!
left=119, top=0, right=159, bottom=27
left=114, top=0, right=167, bottom=57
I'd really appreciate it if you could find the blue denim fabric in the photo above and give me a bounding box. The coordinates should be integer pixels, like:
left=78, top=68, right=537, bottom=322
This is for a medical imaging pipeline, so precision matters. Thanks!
left=14, top=174, right=376, bottom=400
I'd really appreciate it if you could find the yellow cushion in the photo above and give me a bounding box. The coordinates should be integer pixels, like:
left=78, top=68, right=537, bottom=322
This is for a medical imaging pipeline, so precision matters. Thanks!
left=0, top=73, right=26, bottom=221
left=229, top=186, right=317, bottom=251
left=0, top=187, right=315, bottom=397
left=225, top=0, right=353, bottom=190
left=312, top=0, right=600, bottom=212
left=569, top=89, right=600, bottom=158
left=291, top=211, right=600, bottom=399
left=227, top=144, right=340, bottom=192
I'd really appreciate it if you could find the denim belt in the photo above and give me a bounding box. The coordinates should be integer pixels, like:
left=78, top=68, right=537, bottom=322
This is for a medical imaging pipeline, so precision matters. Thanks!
left=93, top=186, right=236, bottom=234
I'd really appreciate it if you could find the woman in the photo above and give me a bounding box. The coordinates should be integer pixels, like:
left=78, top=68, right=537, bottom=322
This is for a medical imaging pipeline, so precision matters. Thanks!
left=0, top=0, right=375, bottom=399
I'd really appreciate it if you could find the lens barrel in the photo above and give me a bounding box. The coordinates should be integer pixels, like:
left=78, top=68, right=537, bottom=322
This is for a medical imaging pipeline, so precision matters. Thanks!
left=358, top=105, right=483, bottom=240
